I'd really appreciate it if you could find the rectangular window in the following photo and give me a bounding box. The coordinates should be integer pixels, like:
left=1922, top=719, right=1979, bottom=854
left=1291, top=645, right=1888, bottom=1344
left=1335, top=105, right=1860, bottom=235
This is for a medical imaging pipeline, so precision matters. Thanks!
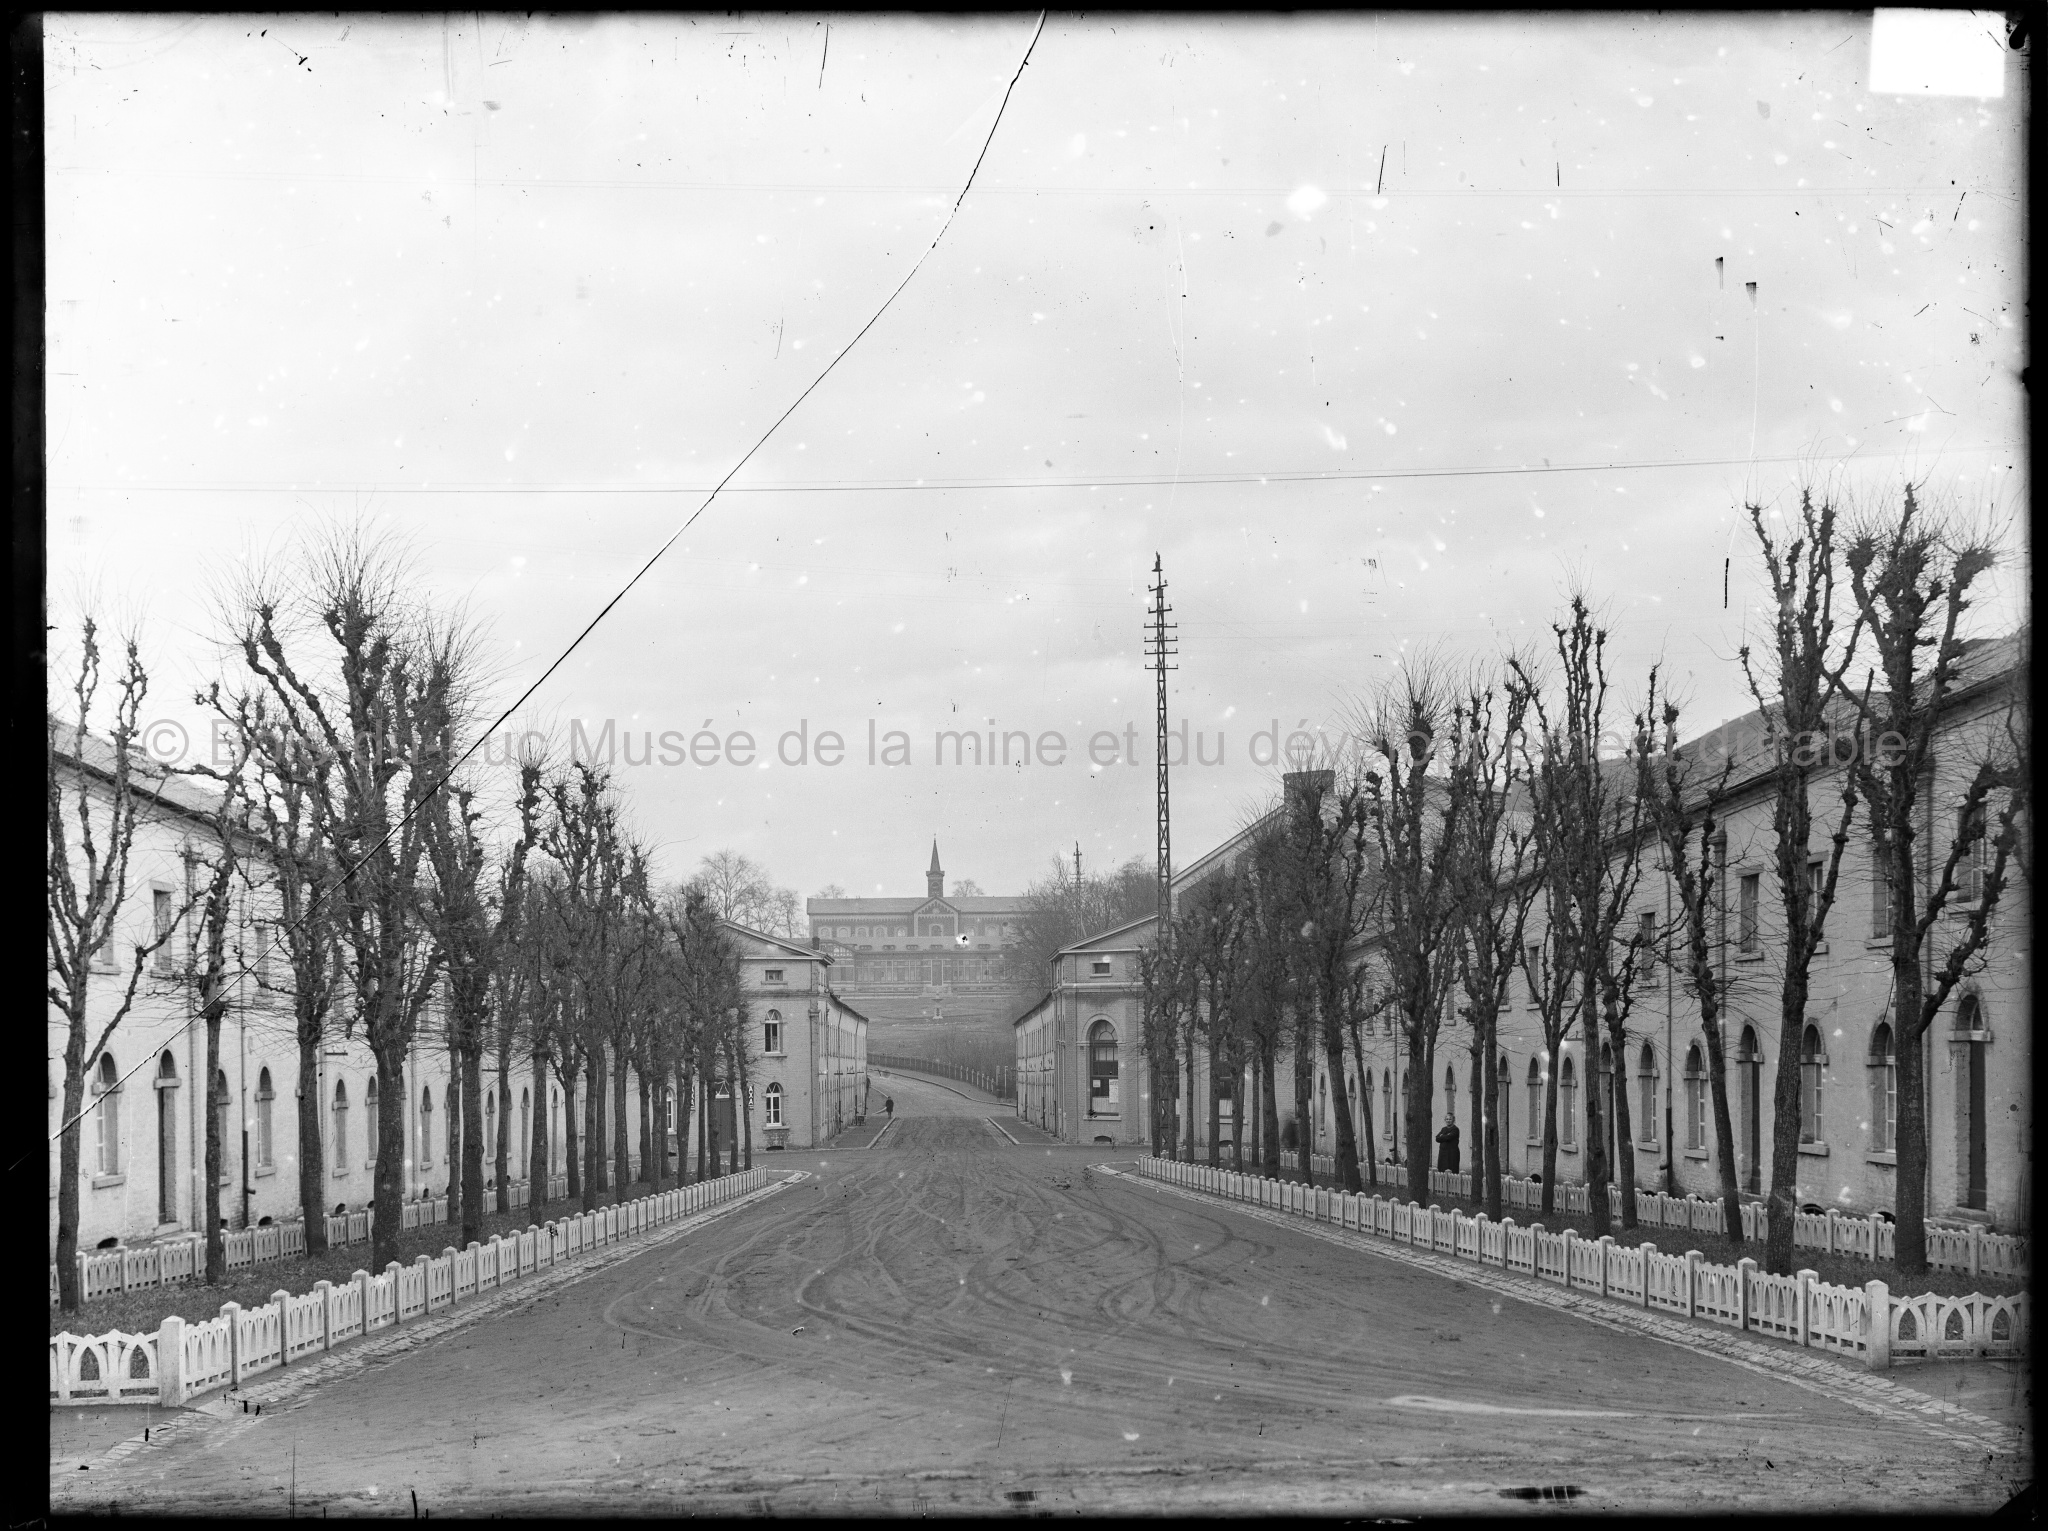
left=1525, top=943, right=1543, bottom=1008
left=253, top=921, right=272, bottom=987
left=1635, top=910, right=1657, bottom=985
left=1871, top=842, right=1893, bottom=938
left=1687, top=1075, right=1707, bottom=1150
left=1959, top=802, right=1988, bottom=902
left=257, top=1092, right=274, bottom=1167
left=1738, top=874, right=1760, bottom=954
left=764, top=1018, right=782, bottom=1054
left=764, top=968, right=784, bottom=985
left=1091, top=958, right=1112, bottom=977
left=153, top=889, right=175, bottom=973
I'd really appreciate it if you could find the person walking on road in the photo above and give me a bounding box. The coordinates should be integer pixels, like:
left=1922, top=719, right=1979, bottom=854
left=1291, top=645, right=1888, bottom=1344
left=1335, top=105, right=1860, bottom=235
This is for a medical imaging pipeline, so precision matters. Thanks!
left=884, top=1096, right=895, bottom=1120
left=1435, top=1115, right=1461, bottom=1174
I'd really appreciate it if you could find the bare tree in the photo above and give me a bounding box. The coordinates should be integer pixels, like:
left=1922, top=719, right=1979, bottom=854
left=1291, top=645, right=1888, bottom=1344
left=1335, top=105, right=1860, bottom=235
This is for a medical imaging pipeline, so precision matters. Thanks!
left=1355, top=665, right=1470, bottom=1205
left=47, top=621, right=193, bottom=1313
left=1827, top=486, right=2027, bottom=1274
left=1446, top=678, right=1536, bottom=1221
left=688, top=849, right=802, bottom=938
left=1511, top=596, right=1648, bottom=1238
left=231, top=528, right=453, bottom=1271
left=1632, top=669, right=1745, bottom=1242
left=1737, top=492, right=1863, bottom=1272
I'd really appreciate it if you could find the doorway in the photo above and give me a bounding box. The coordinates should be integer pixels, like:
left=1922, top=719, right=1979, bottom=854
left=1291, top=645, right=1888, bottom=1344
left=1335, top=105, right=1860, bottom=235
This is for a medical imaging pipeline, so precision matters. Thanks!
left=1738, top=1027, right=1762, bottom=1194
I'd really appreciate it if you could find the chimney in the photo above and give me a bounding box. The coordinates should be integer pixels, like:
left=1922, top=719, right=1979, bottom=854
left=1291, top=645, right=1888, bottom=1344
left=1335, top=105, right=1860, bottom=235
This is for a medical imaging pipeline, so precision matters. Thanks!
left=1282, top=769, right=1334, bottom=826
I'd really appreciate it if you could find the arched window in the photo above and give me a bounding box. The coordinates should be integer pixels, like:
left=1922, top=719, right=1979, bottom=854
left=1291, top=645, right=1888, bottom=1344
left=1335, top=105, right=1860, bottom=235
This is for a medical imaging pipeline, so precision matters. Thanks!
left=213, top=1070, right=233, bottom=1184
left=420, top=1087, right=434, bottom=1170
left=1496, top=1054, right=1512, bottom=1155
left=92, top=1053, right=122, bottom=1177
left=1318, top=1073, right=1328, bottom=1140
left=1868, top=1024, right=1896, bottom=1153
left=485, top=1089, right=497, bottom=1160
left=255, top=1068, right=275, bottom=1168
left=520, top=1088, right=531, bottom=1167
left=331, top=1080, right=349, bottom=1170
left=1685, top=1044, right=1707, bottom=1150
left=1526, top=1057, right=1542, bottom=1146
left=1444, top=1064, right=1457, bottom=1111
left=764, top=1010, right=783, bottom=1055
left=1637, top=1044, right=1658, bottom=1146
left=1956, top=994, right=1987, bottom=1209
left=364, top=1076, right=380, bottom=1166
left=1559, top=1057, right=1577, bottom=1146
left=765, top=1082, right=784, bottom=1126
left=1799, top=1025, right=1824, bottom=1144
left=1382, top=1070, right=1394, bottom=1139
left=1087, top=1020, right=1119, bottom=1111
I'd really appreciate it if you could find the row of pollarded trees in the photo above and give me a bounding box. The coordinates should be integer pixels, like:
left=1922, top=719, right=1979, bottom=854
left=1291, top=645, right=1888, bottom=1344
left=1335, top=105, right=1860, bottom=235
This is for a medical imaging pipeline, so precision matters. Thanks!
left=1136, top=483, right=2026, bottom=1276
left=48, top=524, right=758, bottom=1313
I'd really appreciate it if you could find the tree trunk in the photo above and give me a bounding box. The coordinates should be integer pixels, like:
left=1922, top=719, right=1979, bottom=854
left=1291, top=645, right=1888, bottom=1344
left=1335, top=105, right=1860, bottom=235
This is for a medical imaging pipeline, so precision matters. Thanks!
left=1540, top=1037, right=1561, bottom=1214
left=612, top=1043, right=631, bottom=1192
left=461, top=1041, right=485, bottom=1247
left=205, top=1011, right=226, bottom=1284
left=1322, top=1009, right=1362, bottom=1192
left=446, top=1038, right=464, bottom=1232
left=1583, top=1011, right=1611, bottom=1237
left=1403, top=1011, right=1432, bottom=1205
left=561, top=1061, right=582, bottom=1204
left=1292, top=1032, right=1316, bottom=1182
left=1480, top=1004, right=1502, bottom=1221
left=582, top=1047, right=603, bottom=1208
left=529, top=1050, right=550, bottom=1202
left=1259, top=1042, right=1281, bottom=1178
left=638, top=1066, right=655, bottom=1189
left=1230, top=1058, right=1247, bottom=1173
left=1357, top=1052, right=1378, bottom=1189
left=1207, top=1052, right=1222, bottom=1169
left=1605, top=1005, right=1637, bottom=1230
left=1184, top=1038, right=1199, bottom=1162
left=1698, top=1003, right=1745, bottom=1246
left=1895, top=969, right=1930, bottom=1273
left=699, top=1062, right=716, bottom=1182
left=56, top=1058, right=87, bottom=1312
left=1765, top=992, right=1808, bottom=1275
left=674, top=1060, right=694, bottom=1182
left=736, top=1039, right=754, bottom=1172
left=494, top=1056, right=512, bottom=1216
left=297, top=1035, right=328, bottom=1254
left=370, top=1044, right=407, bottom=1272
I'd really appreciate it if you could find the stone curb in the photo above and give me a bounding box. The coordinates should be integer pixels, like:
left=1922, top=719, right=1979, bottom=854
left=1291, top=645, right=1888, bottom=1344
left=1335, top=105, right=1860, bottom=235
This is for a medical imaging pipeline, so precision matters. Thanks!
left=52, top=1173, right=803, bottom=1490
left=1099, top=1165, right=2030, bottom=1462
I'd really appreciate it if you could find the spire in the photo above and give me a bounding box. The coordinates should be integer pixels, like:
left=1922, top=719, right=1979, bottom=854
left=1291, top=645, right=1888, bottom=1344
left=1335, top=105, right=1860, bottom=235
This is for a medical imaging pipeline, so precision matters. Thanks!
left=927, top=838, right=945, bottom=900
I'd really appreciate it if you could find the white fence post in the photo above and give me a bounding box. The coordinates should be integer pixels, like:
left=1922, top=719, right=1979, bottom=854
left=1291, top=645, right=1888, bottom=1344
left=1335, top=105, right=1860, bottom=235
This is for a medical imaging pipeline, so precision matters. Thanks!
left=1796, top=1268, right=1816, bottom=1347
left=158, top=1315, right=186, bottom=1406
left=1736, top=1256, right=1755, bottom=1331
left=271, top=1290, right=292, bottom=1365
left=1560, top=1228, right=1576, bottom=1287
left=1864, top=1279, right=1891, bottom=1370
left=1595, top=1235, right=1612, bottom=1298
left=1684, top=1251, right=1702, bottom=1319
left=314, top=1280, right=334, bottom=1351
left=221, top=1302, right=244, bottom=1389
left=1638, top=1243, right=1655, bottom=1307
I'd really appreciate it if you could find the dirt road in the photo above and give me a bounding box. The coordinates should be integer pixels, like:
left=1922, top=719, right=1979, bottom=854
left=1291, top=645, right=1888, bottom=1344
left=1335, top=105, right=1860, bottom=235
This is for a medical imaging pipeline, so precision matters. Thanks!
left=53, top=1072, right=2027, bottom=1515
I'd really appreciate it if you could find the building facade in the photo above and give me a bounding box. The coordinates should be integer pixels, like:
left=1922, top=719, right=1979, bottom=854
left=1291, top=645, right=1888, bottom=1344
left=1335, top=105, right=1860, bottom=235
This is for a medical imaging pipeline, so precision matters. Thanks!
left=1027, top=639, right=2029, bottom=1233
left=806, top=841, right=1033, bottom=1041
left=723, top=923, right=870, bottom=1151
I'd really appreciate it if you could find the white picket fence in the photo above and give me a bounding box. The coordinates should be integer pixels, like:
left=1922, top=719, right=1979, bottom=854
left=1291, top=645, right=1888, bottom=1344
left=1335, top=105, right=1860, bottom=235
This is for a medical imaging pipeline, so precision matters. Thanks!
left=53, top=1175, right=588, bottom=1309
left=1192, top=1158, right=2027, bottom=1279
left=1137, top=1157, right=2028, bottom=1372
left=50, top=1167, right=769, bottom=1406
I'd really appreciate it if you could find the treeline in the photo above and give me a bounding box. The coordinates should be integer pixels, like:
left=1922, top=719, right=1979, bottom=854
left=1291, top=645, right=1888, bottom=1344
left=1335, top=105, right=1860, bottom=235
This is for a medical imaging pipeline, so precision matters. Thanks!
left=48, top=526, right=762, bottom=1312
left=1137, top=485, right=2027, bottom=1277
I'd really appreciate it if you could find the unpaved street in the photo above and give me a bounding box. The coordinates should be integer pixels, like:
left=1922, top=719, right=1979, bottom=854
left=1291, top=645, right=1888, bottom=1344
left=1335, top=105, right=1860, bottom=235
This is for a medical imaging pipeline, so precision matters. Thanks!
left=53, top=1072, right=2027, bottom=1515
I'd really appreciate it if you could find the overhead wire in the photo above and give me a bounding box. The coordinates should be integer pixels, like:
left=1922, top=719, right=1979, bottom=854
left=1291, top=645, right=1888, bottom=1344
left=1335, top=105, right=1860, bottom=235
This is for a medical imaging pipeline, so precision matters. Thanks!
left=45, top=11, right=1051, bottom=1148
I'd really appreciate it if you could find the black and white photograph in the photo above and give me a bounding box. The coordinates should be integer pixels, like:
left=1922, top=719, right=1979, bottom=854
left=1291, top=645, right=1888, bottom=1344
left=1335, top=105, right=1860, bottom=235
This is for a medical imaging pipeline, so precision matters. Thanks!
left=42, top=9, right=2028, bottom=1516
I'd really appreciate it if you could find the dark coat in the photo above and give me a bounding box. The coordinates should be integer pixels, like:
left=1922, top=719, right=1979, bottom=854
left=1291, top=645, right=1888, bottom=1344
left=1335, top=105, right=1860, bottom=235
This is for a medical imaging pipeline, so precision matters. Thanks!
left=1434, top=1122, right=1461, bottom=1173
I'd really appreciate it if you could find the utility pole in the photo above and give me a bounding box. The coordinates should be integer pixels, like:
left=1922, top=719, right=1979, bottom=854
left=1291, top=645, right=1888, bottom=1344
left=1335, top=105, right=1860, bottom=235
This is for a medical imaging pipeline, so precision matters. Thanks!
left=1145, top=554, right=1177, bottom=928
left=1073, top=841, right=1083, bottom=885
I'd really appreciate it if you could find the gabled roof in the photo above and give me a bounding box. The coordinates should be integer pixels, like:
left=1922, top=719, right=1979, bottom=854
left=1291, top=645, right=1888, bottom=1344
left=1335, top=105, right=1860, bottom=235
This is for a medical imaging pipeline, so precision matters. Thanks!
left=826, top=989, right=873, bottom=1025
left=50, top=719, right=246, bottom=825
left=1011, top=989, right=1055, bottom=1026
left=721, top=920, right=830, bottom=963
left=1056, top=913, right=1158, bottom=957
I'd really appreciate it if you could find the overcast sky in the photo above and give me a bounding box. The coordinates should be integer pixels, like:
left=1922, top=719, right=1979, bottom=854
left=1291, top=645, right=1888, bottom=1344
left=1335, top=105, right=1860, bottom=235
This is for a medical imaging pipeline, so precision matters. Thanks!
left=46, top=12, right=2025, bottom=900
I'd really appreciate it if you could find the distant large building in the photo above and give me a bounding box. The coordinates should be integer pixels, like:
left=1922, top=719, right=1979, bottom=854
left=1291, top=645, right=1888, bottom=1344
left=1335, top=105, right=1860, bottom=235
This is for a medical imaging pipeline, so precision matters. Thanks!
left=806, top=842, right=1032, bottom=1041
